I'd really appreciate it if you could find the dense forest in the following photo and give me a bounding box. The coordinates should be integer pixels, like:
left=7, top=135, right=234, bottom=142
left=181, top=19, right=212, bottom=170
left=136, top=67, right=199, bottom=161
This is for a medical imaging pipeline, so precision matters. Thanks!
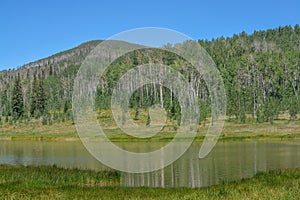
left=0, top=25, right=299, bottom=125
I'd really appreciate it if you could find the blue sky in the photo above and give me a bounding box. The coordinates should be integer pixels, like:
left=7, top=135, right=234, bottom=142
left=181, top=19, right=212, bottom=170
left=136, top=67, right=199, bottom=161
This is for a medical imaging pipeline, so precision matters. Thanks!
left=0, top=0, right=299, bottom=70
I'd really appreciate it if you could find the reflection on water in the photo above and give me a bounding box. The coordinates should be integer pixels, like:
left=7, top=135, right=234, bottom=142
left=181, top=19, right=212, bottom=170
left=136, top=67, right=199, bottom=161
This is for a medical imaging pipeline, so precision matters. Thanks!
left=0, top=140, right=299, bottom=187
left=122, top=141, right=300, bottom=187
left=0, top=140, right=108, bottom=170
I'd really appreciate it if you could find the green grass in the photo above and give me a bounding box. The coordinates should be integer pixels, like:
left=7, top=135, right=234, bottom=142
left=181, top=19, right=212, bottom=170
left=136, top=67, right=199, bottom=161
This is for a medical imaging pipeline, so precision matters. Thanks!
left=0, top=165, right=299, bottom=199
left=0, top=116, right=300, bottom=142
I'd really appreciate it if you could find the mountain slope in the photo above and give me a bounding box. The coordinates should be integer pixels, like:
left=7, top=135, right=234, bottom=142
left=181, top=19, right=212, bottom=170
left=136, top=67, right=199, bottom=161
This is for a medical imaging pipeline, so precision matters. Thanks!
left=0, top=25, right=299, bottom=124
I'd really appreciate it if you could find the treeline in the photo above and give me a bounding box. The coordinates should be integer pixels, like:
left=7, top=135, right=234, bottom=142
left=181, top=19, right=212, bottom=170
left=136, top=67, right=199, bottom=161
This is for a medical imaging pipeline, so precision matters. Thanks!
left=1, top=71, right=74, bottom=125
left=200, top=25, right=300, bottom=122
left=0, top=25, right=299, bottom=125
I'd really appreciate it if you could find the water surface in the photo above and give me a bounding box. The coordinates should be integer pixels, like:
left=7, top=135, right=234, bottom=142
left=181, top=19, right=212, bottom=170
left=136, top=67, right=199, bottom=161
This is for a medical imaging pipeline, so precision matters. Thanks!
left=0, top=140, right=299, bottom=187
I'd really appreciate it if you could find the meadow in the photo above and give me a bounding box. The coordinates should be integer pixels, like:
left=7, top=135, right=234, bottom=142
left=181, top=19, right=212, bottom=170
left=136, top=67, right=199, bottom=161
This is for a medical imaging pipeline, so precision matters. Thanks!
left=0, top=114, right=299, bottom=142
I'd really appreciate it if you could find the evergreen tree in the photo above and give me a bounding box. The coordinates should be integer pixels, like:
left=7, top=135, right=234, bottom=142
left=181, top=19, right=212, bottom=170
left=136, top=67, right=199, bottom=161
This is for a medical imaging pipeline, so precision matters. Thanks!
left=64, top=100, right=69, bottom=113
left=12, top=74, right=24, bottom=119
left=37, top=77, right=46, bottom=115
left=1, top=89, right=10, bottom=117
left=30, top=72, right=46, bottom=117
left=30, top=72, right=38, bottom=116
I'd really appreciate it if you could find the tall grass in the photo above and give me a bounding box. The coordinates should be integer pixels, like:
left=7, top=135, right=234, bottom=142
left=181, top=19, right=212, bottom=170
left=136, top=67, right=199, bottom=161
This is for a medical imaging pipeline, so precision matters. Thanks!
left=0, top=165, right=299, bottom=199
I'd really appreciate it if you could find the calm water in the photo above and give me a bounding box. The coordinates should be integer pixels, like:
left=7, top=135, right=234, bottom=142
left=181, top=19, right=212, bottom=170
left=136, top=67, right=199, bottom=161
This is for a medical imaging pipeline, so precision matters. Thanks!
left=0, top=140, right=299, bottom=188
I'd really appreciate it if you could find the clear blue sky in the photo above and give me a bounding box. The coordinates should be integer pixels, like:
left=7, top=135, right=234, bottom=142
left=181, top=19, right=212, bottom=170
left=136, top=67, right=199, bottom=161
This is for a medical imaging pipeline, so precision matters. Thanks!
left=1, top=0, right=299, bottom=70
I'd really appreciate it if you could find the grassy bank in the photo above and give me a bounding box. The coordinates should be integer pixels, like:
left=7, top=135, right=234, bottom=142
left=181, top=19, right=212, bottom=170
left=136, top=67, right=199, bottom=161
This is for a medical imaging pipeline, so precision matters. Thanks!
left=0, top=165, right=299, bottom=199
left=0, top=116, right=300, bottom=142
left=0, top=110, right=300, bottom=142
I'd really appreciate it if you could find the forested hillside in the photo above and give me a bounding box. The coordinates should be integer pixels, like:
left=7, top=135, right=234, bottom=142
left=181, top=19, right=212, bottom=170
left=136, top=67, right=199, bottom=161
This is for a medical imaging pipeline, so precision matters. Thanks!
left=0, top=25, right=299, bottom=125
left=0, top=40, right=102, bottom=124
left=199, top=25, right=300, bottom=123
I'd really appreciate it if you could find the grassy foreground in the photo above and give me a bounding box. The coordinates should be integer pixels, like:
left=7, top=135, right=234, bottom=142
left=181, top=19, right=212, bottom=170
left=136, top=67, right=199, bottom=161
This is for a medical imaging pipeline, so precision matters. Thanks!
left=0, top=165, right=299, bottom=199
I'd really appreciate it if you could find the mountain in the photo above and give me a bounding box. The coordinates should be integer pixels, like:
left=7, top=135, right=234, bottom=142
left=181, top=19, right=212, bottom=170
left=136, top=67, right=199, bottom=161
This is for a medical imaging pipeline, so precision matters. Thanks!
left=0, top=25, right=299, bottom=124
left=22, top=40, right=103, bottom=69
left=0, top=40, right=102, bottom=119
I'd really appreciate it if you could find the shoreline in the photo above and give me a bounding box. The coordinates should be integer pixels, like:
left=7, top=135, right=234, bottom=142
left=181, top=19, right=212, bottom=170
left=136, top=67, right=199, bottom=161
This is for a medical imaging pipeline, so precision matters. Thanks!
left=0, top=132, right=299, bottom=142
left=1, top=119, right=299, bottom=142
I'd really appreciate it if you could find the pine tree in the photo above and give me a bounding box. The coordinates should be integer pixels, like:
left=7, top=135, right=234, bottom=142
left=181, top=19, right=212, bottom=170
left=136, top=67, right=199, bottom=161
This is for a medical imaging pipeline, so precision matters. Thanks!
left=37, top=77, right=46, bottom=115
left=64, top=100, right=69, bottom=113
left=1, top=89, right=10, bottom=117
left=30, top=72, right=38, bottom=116
left=12, top=74, right=24, bottom=119
left=30, top=73, right=46, bottom=117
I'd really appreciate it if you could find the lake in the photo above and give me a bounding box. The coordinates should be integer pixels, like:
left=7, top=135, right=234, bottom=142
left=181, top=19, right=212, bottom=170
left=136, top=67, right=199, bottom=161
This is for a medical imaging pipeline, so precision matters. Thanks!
left=0, top=140, right=299, bottom=188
